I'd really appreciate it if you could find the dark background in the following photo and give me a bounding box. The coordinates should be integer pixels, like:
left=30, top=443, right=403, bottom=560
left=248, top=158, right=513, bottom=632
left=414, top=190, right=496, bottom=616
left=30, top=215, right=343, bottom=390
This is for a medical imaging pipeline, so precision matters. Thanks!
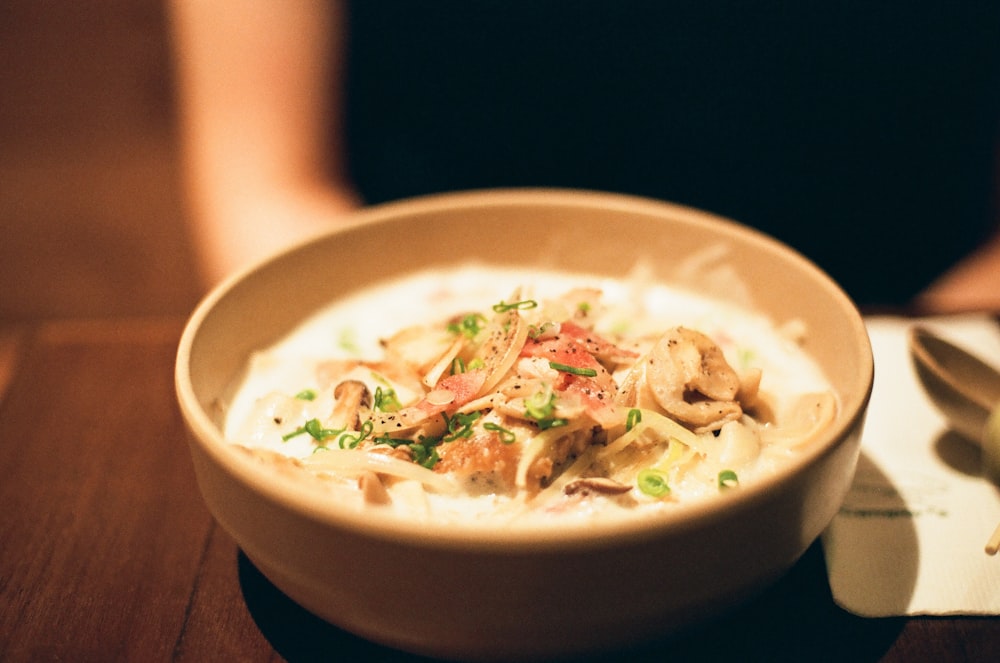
left=2, top=2, right=998, bottom=321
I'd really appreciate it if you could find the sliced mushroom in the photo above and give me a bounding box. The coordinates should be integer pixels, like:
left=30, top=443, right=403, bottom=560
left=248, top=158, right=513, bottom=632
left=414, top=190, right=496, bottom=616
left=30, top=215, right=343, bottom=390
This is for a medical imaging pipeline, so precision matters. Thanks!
left=564, top=476, right=632, bottom=496
left=471, top=297, right=530, bottom=397
left=330, top=380, right=372, bottom=430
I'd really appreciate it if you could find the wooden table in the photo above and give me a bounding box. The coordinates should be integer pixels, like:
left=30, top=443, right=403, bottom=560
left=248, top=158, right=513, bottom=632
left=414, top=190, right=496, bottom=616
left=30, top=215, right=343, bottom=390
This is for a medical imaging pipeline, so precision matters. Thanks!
left=1, top=316, right=997, bottom=662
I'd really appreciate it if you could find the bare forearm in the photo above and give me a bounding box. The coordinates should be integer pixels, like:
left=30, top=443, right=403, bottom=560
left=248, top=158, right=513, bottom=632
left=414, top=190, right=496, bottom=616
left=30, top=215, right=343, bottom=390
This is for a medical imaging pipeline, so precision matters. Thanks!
left=169, top=0, right=359, bottom=286
left=916, top=229, right=1000, bottom=313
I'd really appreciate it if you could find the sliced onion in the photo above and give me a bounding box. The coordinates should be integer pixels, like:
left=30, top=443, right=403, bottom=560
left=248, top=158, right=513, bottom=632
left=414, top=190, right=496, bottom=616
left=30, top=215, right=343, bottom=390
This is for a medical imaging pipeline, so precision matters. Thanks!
left=422, top=336, right=466, bottom=388
left=598, top=408, right=704, bottom=461
left=303, top=449, right=459, bottom=494
left=474, top=308, right=530, bottom=397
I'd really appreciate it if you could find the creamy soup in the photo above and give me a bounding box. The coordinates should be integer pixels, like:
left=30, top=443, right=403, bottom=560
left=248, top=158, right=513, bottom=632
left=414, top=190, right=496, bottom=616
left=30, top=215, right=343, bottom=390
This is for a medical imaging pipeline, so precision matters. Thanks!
left=224, top=265, right=835, bottom=527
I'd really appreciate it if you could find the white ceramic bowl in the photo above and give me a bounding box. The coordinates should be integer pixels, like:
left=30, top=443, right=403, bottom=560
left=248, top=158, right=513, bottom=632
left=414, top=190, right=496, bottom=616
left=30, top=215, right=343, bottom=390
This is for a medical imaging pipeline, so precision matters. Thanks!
left=176, top=189, right=873, bottom=661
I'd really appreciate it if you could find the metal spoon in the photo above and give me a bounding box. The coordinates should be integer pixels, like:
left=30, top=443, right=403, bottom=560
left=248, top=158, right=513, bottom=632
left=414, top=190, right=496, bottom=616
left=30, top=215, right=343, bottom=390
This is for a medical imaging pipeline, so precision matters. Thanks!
left=908, top=325, right=1000, bottom=554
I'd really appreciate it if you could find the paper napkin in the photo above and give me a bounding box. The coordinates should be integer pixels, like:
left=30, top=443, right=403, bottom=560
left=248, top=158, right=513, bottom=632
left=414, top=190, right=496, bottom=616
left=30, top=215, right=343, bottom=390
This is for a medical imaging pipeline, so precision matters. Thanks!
left=822, top=314, right=1000, bottom=616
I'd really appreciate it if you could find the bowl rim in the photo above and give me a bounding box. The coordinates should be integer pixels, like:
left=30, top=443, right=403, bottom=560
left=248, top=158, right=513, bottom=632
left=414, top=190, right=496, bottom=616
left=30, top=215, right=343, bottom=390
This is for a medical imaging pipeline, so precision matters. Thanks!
left=175, top=187, right=874, bottom=553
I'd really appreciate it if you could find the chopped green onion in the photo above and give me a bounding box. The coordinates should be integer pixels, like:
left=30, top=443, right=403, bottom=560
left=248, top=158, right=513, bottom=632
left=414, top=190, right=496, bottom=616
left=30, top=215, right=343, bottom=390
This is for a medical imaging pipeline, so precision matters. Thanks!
left=718, top=469, right=739, bottom=490
left=548, top=361, right=598, bottom=377
left=450, top=356, right=484, bottom=375
left=447, top=313, right=487, bottom=339
left=294, top=389, right=317, bottom=401
left=528, top=322, right=557, bottom=339
left=577, top=301, right=592, bottom=314
left=626, top=408, right=642, bottom=432
left=443, top=411, right=482, bottom=442
left=525, top=387, right=554, bottom=420
left=373, top=386, right=401, bottom=412
left=337, top=420, right=373, bottom=449
left=736, top=347, right=758, bottom=372
left=282, top=418, right=345, bottom=442
left=369, top=433, right=445, bottom=469
left=524, top=388, right=567, bottom=430
left=492, top=299, right=538, bottom=313
left=483, top=422, right=517, bottom=444
left=337, top=328, right=361, bottom=355
left=637, top=469, right=671, bottom=497
left=372, top=433, right=409, bottom=447
left=409, top=439, right=442, bottom=469
left=525, top=386, right=556, bottom=420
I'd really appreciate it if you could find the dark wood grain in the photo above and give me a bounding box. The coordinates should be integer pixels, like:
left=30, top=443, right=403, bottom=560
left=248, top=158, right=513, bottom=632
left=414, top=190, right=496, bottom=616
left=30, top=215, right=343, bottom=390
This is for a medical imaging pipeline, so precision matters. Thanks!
left=0, top=320, right=211, bottom=661
left=0, top=317, right=997, bottom=662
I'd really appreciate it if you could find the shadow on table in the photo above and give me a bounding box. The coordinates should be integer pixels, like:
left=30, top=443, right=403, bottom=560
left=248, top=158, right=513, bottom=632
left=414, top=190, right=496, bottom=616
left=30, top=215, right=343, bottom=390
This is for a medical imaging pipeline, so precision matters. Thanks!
left=238, top=537, right=905, bottom=662
left=822, top=450, right=922, bottom=617
left=934, top=428, right=991, bottom=479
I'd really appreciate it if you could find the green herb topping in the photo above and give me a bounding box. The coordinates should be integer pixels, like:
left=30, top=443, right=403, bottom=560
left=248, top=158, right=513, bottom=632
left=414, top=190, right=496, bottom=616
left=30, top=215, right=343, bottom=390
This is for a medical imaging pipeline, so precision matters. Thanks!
left=492, top=299, right=538, bottom=313
left=373, top=386, right=401, bottom=412
left=337, top=420, right=374, bottom=449
left=524, top=386, right=567, bottom=430
left=449, top=356, right=483, bottom=375
left=548, top=361, right=598, bottom=377
left=337, top=328, right=361, bottom=355
left=718, top=469, right=739, bottom=490
left=372, top=433, right=442, bottom=469
left=443, top=411, right=482, bottom=442
left=626, top=408, right=642, bottom=432
left=483, top=422, right=517, bottom=444
left=447, top=313, right=487, bottom=339
left=637, top=469, right=671, bottom=497
left=282, top=418, right=345, bottom=442
left=528, top=322, right=556, bottom=339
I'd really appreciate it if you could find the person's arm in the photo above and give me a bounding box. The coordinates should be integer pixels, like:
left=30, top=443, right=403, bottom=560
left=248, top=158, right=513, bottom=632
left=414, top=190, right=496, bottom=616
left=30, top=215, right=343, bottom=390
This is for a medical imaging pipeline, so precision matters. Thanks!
left=916, top=228, right=1000, bottom=313
left=169, top=0, right=360, bottom=287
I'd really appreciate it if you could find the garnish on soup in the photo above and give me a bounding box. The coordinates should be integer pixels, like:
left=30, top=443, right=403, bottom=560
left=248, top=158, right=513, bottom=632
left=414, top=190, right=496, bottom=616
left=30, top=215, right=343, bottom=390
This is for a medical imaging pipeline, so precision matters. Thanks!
left=225, top=269, right=836, bottom=525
